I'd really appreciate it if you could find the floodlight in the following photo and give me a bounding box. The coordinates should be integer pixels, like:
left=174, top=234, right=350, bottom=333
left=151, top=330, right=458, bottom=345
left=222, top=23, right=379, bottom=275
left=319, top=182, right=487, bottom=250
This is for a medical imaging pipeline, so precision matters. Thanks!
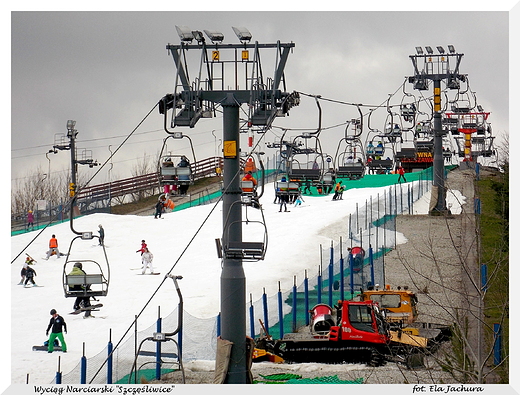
left=232, top=26, right=252, bottom=42
left=66, top=120, right=76, bottom=130
left=425, top=46, right=433, bottom=54
left=175, top=25, right=194, bottom=42
left=192, top=30, right=205, bottom=43
left=437, top=46, right=445, bottom=54
left=415, top=46, right=423, bottom=55
left=204, top=29, right=224, bottom=43
left=448, top=45, right=456, bottom=53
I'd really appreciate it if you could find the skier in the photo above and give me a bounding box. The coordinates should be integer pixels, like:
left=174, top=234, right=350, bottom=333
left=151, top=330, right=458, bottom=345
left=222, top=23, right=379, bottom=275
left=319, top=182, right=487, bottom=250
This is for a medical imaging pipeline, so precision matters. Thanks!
left=43, top=234, right=60, bottom=260
left=136, top=240, right=147, bottom=255
left=154, top=199, right=164, bottom=219
left=141, top=248, right=155, bottom=274
left=68, top=262, right=92, bottom=317
left=46, top=309, right=67, bottom=353
left=24, top=265, right=37, bottom=287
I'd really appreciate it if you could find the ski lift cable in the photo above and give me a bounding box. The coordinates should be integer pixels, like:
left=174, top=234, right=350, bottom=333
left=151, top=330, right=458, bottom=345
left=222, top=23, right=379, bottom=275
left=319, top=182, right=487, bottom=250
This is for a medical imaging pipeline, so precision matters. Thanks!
left=11, top=102, right=160, bottom=264
left=90, top=111, right=272, bottom=383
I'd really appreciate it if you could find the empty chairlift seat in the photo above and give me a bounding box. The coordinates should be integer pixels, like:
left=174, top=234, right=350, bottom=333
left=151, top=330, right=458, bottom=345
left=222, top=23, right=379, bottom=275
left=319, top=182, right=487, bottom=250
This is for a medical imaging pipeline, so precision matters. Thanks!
left=224, top=241, right=266, bottom=261
left=288, top=168, right=322, bottom=181
left=337, top=162, right=365, bottom=180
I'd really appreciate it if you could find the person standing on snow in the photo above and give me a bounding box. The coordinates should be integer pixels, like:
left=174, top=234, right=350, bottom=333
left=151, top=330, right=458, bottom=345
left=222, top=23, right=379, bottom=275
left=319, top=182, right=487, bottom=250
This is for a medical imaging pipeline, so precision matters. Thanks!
left=154, top=196, right=165, bottom=219
left=27, top=210, right=34, bottom=230
left=24, top=265, right=37, bottom=287
left=141, top=248, right=155, bottom=274
left=46, top=309, right=67, bottom=353
left=397, top=165, right=407, bottom=183
left=332, top=180, right=343, bottom=200
left=98, top=224, right=105, bottom=245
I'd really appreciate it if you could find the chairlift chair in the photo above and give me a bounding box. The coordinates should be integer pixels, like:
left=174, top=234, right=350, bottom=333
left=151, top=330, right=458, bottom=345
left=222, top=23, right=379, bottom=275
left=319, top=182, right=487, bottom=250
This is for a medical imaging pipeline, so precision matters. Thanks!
left=62, top=233, right=110, bottom=299
left=220, top=201, right=268, bottom=262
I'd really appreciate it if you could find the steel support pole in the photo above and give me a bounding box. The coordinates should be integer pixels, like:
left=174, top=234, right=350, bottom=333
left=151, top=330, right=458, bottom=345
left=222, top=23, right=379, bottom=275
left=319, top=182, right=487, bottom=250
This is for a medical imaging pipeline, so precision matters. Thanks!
left=220, top=94, right=248, bottom=384
left=431, top=79, right=447, bottom=215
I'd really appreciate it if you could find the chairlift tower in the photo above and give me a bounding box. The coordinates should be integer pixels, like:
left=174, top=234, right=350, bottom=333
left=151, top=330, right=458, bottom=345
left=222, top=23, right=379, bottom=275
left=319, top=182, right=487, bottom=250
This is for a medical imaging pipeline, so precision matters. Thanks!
left=160, top=26, right=299, bottom=383
left=48, top=120, right=98, bottom=216
left=408, top=46, right=465, bottom=215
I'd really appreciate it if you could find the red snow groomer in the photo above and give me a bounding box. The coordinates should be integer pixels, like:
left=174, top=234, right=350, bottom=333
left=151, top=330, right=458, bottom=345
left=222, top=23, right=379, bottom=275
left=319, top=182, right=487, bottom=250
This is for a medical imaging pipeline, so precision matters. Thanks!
left=273, top=300, right=391, bottom=366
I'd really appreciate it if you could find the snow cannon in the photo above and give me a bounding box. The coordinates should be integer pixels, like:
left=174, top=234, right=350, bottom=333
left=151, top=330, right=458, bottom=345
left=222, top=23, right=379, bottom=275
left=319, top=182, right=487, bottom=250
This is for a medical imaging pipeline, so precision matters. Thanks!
left=310, top=304, right=335, bottom=336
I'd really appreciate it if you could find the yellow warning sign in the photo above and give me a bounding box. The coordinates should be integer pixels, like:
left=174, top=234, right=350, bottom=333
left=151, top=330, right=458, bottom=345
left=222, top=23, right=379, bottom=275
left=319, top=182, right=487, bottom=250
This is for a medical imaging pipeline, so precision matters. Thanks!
left=212, top=51, right=220, bottom=61
left=242, top=50, right=249, bottom=61
left=223, top=140, right=237, bottom=158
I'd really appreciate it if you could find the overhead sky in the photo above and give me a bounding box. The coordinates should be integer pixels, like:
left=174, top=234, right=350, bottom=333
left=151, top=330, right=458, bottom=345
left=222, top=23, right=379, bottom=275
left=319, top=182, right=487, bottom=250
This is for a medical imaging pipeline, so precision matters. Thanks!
left=10, top=5, right=516, bottom=190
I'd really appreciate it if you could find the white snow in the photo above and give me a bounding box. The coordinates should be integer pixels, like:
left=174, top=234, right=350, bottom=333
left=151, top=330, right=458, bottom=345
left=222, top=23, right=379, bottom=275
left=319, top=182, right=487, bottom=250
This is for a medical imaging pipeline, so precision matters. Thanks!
left=9, top=180, right=461, bottom=387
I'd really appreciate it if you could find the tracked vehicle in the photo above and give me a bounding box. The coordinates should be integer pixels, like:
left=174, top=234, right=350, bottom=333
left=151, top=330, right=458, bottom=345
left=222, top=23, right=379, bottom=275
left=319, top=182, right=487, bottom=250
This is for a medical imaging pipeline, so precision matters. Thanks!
left=359, top=285, right=452, bottom=347
left=259, top=299, right=430, bottom=367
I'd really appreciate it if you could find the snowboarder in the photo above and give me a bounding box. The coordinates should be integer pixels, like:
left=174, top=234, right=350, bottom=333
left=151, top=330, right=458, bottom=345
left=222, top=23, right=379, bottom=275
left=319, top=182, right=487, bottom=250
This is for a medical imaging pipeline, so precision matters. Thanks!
left=154, top=197, right=165, bottom=219
left=332, top=181, right=343, bottom=200
left=46, top=309, right=67, bottom=353
left=68, top=262, right=92, bottom=317
left=294, top=191, right=305, bottom=207
left=98, top=224, right=105, bottom=245
left=24, top=265, right=37, bottom=287
left=19, top=255, right=35, bottom=285
left=141, top=248, right=155, bottom=274
left=43, top=234, right=60, bottom=260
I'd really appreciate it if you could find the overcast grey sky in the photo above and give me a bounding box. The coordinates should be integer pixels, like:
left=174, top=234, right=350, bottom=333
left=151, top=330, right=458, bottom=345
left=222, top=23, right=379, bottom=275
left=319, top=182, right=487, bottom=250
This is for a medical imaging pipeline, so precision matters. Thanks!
left=10, top=6, right=515, bottom=187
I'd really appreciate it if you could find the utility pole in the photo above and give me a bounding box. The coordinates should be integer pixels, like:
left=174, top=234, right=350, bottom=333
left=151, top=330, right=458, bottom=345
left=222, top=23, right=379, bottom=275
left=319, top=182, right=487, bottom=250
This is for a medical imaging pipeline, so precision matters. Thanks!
left=49, top=120, right=98, bottom=218
left=160, top=26, right=299, bottom=383
left=408, top=45, right=465, bottom=215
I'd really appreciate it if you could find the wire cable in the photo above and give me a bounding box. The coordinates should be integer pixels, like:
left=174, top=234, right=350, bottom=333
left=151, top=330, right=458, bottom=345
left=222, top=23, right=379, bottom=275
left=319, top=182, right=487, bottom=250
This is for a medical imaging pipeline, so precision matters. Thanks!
left=11, top=102, right=159, bottom=264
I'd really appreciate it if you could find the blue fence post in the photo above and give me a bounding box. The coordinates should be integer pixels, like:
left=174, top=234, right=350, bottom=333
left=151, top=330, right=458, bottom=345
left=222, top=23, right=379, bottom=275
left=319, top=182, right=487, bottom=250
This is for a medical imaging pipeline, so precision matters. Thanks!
left=304, top=270, right=309, bottom=326
left=249, top=294, right=255, bottom=338
left=107, top=330, right=113, bottom=384
left=277, top=282, right=284, bottom=339
left=262, top=288, right=269, bottom=331
left=493, top=323, right=502, bottom=365
left=80, top=343, right=87, bottom=384
left=156, top=309, right=162, bottom=381
left=292, top=276, right=297, bottom=333
left=216, top=313, right=221, bottom=338
left=55, top=357, right=62, bottom=384
left=474, top=198, right=481, bottom=214
left=328, top=241, right=334, bottom=307
left=481, top=264, right=488, bottom=292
